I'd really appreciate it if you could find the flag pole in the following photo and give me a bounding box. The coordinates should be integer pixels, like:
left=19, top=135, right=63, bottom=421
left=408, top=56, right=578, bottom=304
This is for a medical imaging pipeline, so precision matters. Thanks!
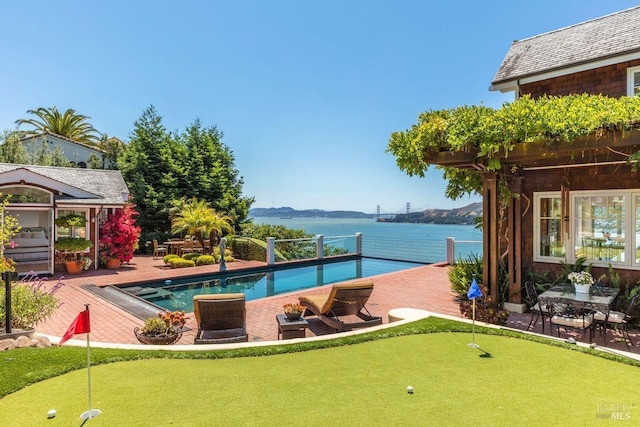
left=467, top=275, right=479, bottom=349
left=80, top=304, right=101, bottom=420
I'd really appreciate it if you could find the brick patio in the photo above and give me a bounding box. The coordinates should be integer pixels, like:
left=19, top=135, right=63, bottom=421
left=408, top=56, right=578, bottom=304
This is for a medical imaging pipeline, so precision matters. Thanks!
left=29, top=255, right=640, bottom=356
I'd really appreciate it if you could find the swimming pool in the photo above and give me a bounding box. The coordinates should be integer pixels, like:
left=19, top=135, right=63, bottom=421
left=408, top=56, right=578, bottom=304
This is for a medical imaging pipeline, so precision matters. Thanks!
left=125, top=257, right=423, bottom=313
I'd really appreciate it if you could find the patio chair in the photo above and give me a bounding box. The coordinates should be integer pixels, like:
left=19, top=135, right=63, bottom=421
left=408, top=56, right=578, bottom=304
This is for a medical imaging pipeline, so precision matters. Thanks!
left=593, top=293, right=638, bottom=350
left=298, top=281, right=382, bottom=332
left=547, top=300, right=594, bottom=342
left=181, top=240, right=202, bottom=255
left=152, top=239, right=168, bottom=259
left=193, top=293, right=248, bottom=344
left=523, top=281, right=547, bottom=333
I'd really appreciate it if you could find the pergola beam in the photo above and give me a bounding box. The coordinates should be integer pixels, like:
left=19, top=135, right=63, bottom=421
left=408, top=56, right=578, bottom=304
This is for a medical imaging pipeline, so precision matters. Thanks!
left=423, top=129, right=640, bottom=169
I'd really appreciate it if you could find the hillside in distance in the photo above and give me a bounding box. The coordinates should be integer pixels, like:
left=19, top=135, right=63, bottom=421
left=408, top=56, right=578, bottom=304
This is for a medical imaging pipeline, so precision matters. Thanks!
left=249, top=207, right=374, bottom=219
left=377, top=202, right=483, bottom=225
left=250, top=203, right=483, bottom=224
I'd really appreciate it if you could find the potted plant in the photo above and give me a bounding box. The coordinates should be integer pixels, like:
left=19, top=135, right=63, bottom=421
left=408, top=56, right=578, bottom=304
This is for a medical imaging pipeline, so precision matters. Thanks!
left=568, top=271, right=594, bottom=294
left=54, top=237, right=93, bottom=274
left=99, top=203, right=141, bottom=269
left=283, top=302, right=304, bottom=321
left=134, top=310, right=187, bottom=345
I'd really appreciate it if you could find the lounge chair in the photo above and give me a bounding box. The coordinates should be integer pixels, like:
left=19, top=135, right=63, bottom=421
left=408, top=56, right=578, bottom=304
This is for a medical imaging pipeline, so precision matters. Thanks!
left=299, top=281, right=382, bottom=332
left=193, top=293, right=248, bottom=344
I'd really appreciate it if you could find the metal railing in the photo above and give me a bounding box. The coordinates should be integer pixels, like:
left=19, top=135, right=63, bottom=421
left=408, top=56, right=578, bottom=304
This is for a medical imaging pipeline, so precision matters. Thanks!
left=262, top=234, right=482, bottom=265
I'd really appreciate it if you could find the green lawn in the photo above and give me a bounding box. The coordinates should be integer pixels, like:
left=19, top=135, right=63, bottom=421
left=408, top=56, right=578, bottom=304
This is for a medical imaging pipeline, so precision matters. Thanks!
left=1, top=319, right=639, bottom=426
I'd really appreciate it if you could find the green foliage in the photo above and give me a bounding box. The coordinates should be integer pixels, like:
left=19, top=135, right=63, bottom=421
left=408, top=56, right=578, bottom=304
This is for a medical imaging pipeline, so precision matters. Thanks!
left=167, top=258, right=195, bottom=268
left=195, top=255, right=216, bottom=265
left=140, top=317, right=170, bottom=335
left=54, top=213, right=87, bottom=227
left=556, top=257, right=592, bottom=285
left=231, top=237, right=271, bottom=261
left=53, top=237, right=93, bottom=253
left=15, top=106, right=101, bottom=145
left=170, top=197, right=234, bottom=250
left=119, top=107, right=253, bottom=236
left=0, top=130, right=29, bottom=164
left=388, top=94, right=640, bottom=200
left=163, top=254, right=180, bottom=264
left=181, top=252, right=201, bottom=261
left=0, top=280, right=60, bottom=329
left=448, top=253, right=483, bottom=298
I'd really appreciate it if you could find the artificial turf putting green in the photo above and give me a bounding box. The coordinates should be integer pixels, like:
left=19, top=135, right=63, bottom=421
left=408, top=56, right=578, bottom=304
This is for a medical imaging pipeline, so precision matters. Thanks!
left=1, top=333, right=638, bottom=426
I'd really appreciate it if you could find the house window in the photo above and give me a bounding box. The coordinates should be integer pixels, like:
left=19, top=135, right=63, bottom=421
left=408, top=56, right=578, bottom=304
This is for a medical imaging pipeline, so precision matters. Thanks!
left=56, top=209, right=88, bottom=239
left=1, top=185, right=52, bottom=205
left=627, top=66, right=640, bottom=96
left=535, top=190, right=640, bottom=268
left=573, top=193, right=626, bottom=263
left=534, top=193, right=564, bottom=260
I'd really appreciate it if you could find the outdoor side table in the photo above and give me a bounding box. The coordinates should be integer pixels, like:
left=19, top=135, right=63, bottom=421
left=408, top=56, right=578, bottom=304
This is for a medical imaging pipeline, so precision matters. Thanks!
left=276, top=313, right=308, bottom=340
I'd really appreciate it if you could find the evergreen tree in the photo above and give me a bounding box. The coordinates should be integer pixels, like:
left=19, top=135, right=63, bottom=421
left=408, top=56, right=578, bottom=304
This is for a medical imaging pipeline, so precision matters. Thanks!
left=119, top=106, right=185, bottom=233
left=0, top=130, right=29, bottom=164
left=178, top=119, right=253, bottom=229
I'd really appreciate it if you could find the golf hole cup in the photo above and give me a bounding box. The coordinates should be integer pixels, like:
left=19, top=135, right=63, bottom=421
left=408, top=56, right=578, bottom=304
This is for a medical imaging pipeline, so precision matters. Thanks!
left=407, top=386, right=414, bottom=394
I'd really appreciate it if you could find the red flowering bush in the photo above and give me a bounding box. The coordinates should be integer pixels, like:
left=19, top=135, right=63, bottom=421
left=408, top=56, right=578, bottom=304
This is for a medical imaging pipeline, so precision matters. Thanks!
left=99, top=203, right=141, bottom=263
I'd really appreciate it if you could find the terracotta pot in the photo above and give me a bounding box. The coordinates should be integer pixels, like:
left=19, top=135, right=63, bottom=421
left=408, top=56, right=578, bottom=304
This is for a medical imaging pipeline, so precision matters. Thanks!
left=106, top=258, right=121, bottom=269
left=64, top=260, right=82, bottom=275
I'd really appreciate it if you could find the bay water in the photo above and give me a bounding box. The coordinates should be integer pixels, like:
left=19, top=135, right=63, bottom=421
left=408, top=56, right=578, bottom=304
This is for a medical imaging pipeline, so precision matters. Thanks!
left=250, top=217, right=483, bottom=264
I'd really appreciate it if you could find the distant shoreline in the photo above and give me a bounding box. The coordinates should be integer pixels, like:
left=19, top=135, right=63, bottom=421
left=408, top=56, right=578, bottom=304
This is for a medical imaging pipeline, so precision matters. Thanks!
left=249, top=202, right=482, bottom=225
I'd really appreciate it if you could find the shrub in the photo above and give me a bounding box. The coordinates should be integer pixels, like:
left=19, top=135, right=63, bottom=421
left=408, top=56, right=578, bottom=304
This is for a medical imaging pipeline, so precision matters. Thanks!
left=448, top=253, right=483, bottom=298
left=182, top=252, right=200, bottom=261
left=196, top=255, right=215, bottom=265
left=163, top=254, right=180, bottom=264
left=99, top=202, right=141, bottom=263
left=140, top=317, right=169, bottom=335
left=168, top=258, right=195, bottom=268
left=0, top=278, right=62, bottom=329
left=459, top=284, right=510, bottom=326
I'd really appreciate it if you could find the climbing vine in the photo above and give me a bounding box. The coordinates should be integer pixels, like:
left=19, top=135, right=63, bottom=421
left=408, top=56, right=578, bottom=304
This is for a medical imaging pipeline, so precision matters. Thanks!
left=388, top=94, right=640, bottom=199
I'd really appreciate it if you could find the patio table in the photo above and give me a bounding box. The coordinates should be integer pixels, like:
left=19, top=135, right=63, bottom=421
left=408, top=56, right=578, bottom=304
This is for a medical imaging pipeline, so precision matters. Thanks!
left=163, top=240, right=184, bottom=255
left=538, top=284, right=619, bottom=310
left=538, top=284, right=619, bottom=342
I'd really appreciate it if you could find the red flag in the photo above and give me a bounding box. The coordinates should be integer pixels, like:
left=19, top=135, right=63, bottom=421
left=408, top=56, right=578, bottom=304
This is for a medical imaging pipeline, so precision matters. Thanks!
left=59, top=309, right=91, bottom=346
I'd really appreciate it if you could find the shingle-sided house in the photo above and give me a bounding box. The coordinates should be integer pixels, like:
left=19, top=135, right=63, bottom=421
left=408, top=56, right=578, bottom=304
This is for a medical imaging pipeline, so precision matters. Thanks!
left=20, top=133, right=104, bottom=168
left=0, top=163, right=130, bottom=275
left=417, top=6, right=640, bottom=306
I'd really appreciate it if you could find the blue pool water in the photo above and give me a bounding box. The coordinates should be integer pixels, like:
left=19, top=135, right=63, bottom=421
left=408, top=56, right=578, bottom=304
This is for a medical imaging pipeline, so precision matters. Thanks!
left=128, top=257, right=423, bottom=313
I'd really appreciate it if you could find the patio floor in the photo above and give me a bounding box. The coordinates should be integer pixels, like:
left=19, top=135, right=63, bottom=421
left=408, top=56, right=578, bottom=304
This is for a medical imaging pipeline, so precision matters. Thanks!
left=30, top=255, right=640, bottom=355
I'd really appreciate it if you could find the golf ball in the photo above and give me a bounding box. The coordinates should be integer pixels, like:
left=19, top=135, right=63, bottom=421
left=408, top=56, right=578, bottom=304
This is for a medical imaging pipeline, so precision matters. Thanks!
left=407, top=386, right=414, bottom=394
left=47, top=409, right=56, bottom=418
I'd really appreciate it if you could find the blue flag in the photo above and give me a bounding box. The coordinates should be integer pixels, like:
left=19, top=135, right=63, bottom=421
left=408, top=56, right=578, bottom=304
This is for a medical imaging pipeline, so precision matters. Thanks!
left=467, top=276, right=482, bottom=300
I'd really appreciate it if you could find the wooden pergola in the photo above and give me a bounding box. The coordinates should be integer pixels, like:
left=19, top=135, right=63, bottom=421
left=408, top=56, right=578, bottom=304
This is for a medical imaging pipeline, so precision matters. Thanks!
left=424, top=129, right=640, bottom=305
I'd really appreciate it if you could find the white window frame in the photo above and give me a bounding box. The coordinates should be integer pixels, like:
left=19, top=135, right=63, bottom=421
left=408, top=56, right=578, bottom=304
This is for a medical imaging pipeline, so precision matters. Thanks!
left=55, top=209, right=90, bottom=241
left=627, top=65, right=640, bottom=96
left=535, top=189, right=640, bottom=269
left=533, top=192, right=565, bottom=262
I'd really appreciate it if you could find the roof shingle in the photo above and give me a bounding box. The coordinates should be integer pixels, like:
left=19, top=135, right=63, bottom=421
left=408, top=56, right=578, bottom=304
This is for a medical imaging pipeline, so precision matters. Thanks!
left=492, top=6, right=640, bottom=86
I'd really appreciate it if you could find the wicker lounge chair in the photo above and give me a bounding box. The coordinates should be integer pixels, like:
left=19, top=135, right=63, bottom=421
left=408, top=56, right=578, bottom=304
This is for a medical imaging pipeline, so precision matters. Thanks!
left=299, top=281, right=382, bottom=332
left=193, top=293, right=248, bottom=344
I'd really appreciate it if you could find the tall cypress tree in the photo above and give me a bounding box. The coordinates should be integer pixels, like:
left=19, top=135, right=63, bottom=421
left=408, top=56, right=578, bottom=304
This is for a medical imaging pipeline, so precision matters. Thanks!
left=119, top=106, right=185, bottom=233
left=179, top=119, right=253, bottom=229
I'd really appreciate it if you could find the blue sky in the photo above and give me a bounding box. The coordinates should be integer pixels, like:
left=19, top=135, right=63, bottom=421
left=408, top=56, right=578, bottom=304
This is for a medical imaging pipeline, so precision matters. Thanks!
left=1, top=1, right=638, bottom=213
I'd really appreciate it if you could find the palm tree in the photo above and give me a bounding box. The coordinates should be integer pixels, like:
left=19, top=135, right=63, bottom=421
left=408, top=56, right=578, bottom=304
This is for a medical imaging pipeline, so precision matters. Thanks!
left=171, top=198, right=234, bottom=252
left=15, top=107, right=101, bottom=145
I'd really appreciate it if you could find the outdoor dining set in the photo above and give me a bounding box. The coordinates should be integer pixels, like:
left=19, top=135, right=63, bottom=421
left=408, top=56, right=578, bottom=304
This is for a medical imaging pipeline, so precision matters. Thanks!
left=152, top=238, right=212, bottom=258
left=525, top=281, right=638, bottom=350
